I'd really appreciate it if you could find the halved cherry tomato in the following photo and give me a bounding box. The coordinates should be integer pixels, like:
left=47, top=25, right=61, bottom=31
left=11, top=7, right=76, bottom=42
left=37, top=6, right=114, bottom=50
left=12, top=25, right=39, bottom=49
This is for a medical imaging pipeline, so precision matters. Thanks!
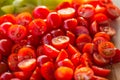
left=11, top=44, right=23, bottom=54
left=56, top=58, right=74, bottom=69
left=94, top=32, right=110, bottom=41
left=17, top=47, right=36, bottom=62
left=74, top=67, right=94, bottom=80
left=93, top=52, right=109, bottom=66
left=43, top=44, right=60, bottom=58
left=98, top=41, right=115, bottom=58
left=28, top=19, right=47, bottom=36
left=18, top=58, right=36, bottom=71
left=106, top=3, right=120, bottom=19
left=63, top=18, right=77, bottom=31
left=0, top=72, right=13, bottom=80
left=55, top=66, right=73, bottom=80
left=37, top=55, right=51, bottom=67
left=33, top=6, right=50, bottom=19
left=47, top=12, right=61, bottom=29
left=8, top=53, right=19, bottom=71
left=77, top=4, right=95, bottom=19
left=56, top=49, right=68, bottom=62
left=57, top=7, right=75, bottom=19
left=8, top=25, right=27, bottom=41
left=30, top=67, right=42, bottom=80
left=0, top=14, right=16, bottom=24
left=16, top=12, right=32, bottom=26
left=77, top=17, right=88, bottom=28
left=92, top=66, right=111, bottom=77
left=76, top=34, right=92, bottom=51
left=41, top=61, right=55, bottom=80
left=52, top=36, right=70, bottom=50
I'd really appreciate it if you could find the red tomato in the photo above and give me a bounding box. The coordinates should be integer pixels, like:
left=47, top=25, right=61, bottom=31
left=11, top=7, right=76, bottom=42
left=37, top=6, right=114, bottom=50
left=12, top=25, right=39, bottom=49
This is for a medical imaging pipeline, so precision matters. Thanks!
left=66, top=31, right=75, bottom=45
left=16, top=12, right=32, bottom=26
left=94, top=32, right=110, bottom=41
left=98, top=41, right=115, bottom=58
left=18, top=58, right=36, bottom=71
left=52, top=36, right=70, bottom=50
left=74, top=67, right=94, bottom=80
left=33, top=6, right=50, bottom=19
left=28, top=19, right=47, bottom=36
left=82, top=43, right=95, bottom=54
left=8, top=25, right=27, bottom=41
left=30, top=67, right=42, bottom=80
left=11, top=44, right=23, bottom=54
left=63, top=18, right=77, bottom=31
left=56, top=58, right=74, bottom=69
left=8, top=53, right=19, bottom=71
left=43, top=44, right=60, bottom=58
left=41, top=33, right=52, bottom=45
left=57, top=7, right=75, bottom=19
left=93, top=52, right=109, bottom=66
left=0, top=14, right=16, bottom=24
left=76, top=34, right=92, bottom=52
left=0, top=72, right=13, bottom=80
left=55, top=66, right=73, bottom=80
left=56, top=2, right=71, bottom=10
left=41, top=61, right=55, bottom=80
left=17, top=47, right=36, bottom=62
left=92, top=66, right=111, bottom=77
left=47, top=12, right=61, bottom=29
left=106, top=3, right=120, bottom=19
left=13, top=71, right=32, bottom=80
left=112, top=49, right=120, bottom=63
left=37, top=55, right=51, bottom=67
left=56, top=49, right=68, bottom=62
left=77, top=17, right=88, bottom=28
left=77, top=4, right=95, bottom=19
left=36, top=45, right=44, bottom=56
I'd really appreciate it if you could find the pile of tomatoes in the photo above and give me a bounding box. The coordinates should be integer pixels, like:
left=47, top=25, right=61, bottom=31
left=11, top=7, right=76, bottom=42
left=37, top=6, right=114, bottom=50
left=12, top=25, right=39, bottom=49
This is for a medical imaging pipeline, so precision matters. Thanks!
left=0, top=0, right=120, bottom=80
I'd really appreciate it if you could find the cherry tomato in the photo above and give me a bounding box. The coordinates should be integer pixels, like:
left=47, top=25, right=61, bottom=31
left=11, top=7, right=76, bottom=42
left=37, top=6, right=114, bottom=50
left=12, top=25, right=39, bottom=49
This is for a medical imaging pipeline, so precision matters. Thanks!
left=56, top=49, right=68, bottom=62
left=17, top=47, right=36, bottom=62
left=37, top=55, right=51, bottom=67
left=66, top=31, right=76, bottom=45
left=0, top=14, right=16, bottom=24
left=106, top=4, right=120, bottom=19
left=52, top=36, right=70, bottom=50
left=55, top=66, right=73, bottom=80
left=92, top=66, right=111, bottom=77
left=18, top=58, right=36, bottom=71
left=63, top=18, right=77, bottom=31
left=13, top=71, right=32, bottom=80
left=77, top=17, right=88, bottom=28
left=16, top=12, right=32, bottom=26
left=41, top=61, right=55, bottom=80
left=8, top=25, right=27, bottom=41
left=0, top=39, right=13, bottom=56
left=56, top=58, right=74, bottom=69
left=76, top=34, right=92, bottom=51
left=30, top=67, right=42, bottom=80
left=47, top=12, right=61, bottom=29
left=11, top=44, right=23, bottom=54
left=77, top=4, right=95, bottom=19
left=93, top=52, right=109, bottom=66
left=98, top=41, right=115, bottom=58
left=57, top=7, right=75, bottom=19
left=43, top=44, right=60, bottom=58
left=28, top=19, right=47, bottom=36
left=74, top=67, right=94, bottom=80
left=0, top=72, right=13, bottom=80
left=94, top=32, right=110, bottom=41
left=8, top=53, right=19, bottom=71
left=33, top=6, right=50, bottom=19
left=56, top=2, right=71, bottom=10
left=36, top=45, right=44, bottom=57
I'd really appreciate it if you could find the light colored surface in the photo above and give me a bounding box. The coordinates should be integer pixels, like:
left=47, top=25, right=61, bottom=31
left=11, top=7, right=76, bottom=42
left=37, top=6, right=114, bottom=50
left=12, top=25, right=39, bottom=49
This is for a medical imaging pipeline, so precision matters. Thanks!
left=110, top=0, right=120, bottom=80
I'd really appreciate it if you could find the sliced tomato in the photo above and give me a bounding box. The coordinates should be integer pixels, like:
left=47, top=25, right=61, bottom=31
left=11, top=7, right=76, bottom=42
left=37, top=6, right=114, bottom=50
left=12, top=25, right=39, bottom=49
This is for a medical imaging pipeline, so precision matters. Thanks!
left=93, top=52, right=109, bottom=66
left=98, top=41, right=115, bottom=58
left=92, top=66, right=111, bottom=77
left=74, top=67, right=94, bottom=80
